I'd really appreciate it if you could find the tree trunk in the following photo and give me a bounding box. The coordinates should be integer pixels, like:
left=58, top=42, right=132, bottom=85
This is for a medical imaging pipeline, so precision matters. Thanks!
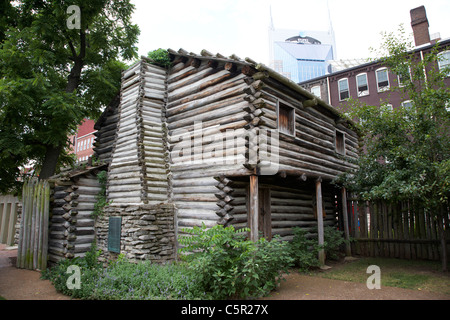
left=39, top=144, right=63, bottom=179
left=38, top=50, right=85, bottom=179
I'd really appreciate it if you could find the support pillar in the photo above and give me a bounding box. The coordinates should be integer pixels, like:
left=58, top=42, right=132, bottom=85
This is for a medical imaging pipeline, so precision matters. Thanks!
left=315, top=178, right=325, bottom=266
left=341, top=187, right=352, bottom=256
left=249, top=175, right=259, bottom=242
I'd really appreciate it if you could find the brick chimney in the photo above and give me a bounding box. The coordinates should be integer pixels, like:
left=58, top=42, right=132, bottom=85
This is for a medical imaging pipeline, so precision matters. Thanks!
left=410, top=6, right=430, bottom=46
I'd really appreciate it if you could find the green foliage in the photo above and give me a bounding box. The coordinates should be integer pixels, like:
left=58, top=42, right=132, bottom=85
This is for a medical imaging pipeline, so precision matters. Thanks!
left=179, top=224, right=293, bottom=299
left=289, top=226, right=350, bottom=272
left=147, top=48, right=171, bottom=68
left=288, top=227, right=321, bottom=272
left=339, top=25, right=450, bottom=211
left=92, top=170, right=110, bottom=219
left=323, top=226, right=351, bottom=261
left=0, top=0, right=140, bottom=191
left=41, top=244, right=103, bottom=299
left=42, top=245, right=205, bottom=300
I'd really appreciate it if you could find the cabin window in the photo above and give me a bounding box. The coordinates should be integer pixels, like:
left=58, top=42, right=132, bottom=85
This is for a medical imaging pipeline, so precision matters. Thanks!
left=277, top=101, right=295, bottom=136
left=376, top=68, right=390, bottom=92
left=335, top=131, right=345, bottom=155
left=338, top=78, right=349, bottom=101
left=356, top=73, right=369, bottom=97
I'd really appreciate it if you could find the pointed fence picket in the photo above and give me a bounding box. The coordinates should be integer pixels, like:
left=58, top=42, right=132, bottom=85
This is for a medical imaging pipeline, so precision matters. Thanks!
left=16, top=179, right=50, bottom=270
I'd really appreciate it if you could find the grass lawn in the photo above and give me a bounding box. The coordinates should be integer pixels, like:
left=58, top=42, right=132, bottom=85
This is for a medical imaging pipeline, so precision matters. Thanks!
left=311, top=257, right=450, bottom=296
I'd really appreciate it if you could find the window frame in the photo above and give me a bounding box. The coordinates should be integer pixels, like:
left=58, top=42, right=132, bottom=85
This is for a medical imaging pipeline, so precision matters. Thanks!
left=397, top=67, right=411, bottom=87
left=311, top=85, right=321, bottom=98
left=338, top=78, right=350, bottom=101
left=277, top=100, right=296, bottom=137
left=438, top=50, right=450, bottom=77
left=335, top=130, right=346, bottom=155
left=356, top=73, right=369, bottom=97
left=376, top=67, right=390, bottom=92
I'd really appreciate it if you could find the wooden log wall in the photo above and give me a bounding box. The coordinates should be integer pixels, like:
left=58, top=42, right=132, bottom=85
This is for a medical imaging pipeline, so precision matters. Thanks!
left=48, top=172, right=100, bottom=264
left=93, top=95, right=120, bottom=163
left=244, top=76, right=359, bottom=180
left=106, top=59, right=169, bottom=205
left=228, top=177, right=337, bottom=241
left=166, top=52, right=254, bottom=234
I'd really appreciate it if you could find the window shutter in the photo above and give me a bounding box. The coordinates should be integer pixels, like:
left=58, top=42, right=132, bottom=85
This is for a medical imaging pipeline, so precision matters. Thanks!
left=108, top=217, right=122, bottom=253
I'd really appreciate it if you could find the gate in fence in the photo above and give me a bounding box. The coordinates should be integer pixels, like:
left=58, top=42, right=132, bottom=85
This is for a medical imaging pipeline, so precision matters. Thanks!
left=0, top=194, right=19, bottom=246
left=16, top=179, right=50, bottom=270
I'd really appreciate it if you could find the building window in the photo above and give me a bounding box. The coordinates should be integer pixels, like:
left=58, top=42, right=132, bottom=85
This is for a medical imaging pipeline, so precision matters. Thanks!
left=278, top=101, right=295, bottom=136
left=376, top=68, right=390, bottom=92
left=438, top=50, right=450, bottom=77
left=402, top=100, right=414, bottom=113
left=397, top=67, right=411, bottom=87
left=338, top=78, right=349, bottom=101
left=356, top=73, right=369, bottom=97
left=335, top=131, right=345, bottom=155
left=311, top=85, right=321, bottom=98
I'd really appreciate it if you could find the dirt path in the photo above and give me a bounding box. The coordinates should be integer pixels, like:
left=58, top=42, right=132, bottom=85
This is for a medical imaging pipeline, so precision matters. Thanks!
left=1, top=244, right=448, bottom=300
left=264, top=272, right=449, bottom=300
left=0, top=244, right=70, bottom=300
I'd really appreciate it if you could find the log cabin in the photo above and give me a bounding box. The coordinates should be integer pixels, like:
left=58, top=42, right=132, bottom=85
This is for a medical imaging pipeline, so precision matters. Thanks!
left=93, top=49, right=360, bottom=262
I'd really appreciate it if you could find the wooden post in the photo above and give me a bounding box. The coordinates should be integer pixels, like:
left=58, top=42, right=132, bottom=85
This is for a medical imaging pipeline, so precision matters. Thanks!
left=341, top=187, right=352, bottom=256
left=315, top=178, right=325, bottom=266
left=249, top=175, right=259, bottom=242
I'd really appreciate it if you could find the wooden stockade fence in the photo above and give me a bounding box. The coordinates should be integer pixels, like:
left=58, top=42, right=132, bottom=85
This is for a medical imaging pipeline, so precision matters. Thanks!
left=343, top=196, right=450, bottom=261
left=0, top=194, right=19, bottom=246
left=17, top=179, right=50, bottom=270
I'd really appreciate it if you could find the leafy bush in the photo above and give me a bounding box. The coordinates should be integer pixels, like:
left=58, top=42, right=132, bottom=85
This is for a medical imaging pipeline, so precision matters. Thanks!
left=288, top=227, right=321, bottom=272
left=90, top=258, right=205, bottom=300
left=41, top=245, right=103, bottom=299
left=323, top=226, right=350, bottom=261
left=42, top=246, right=205, bottom=300
left=289, top=226, right=350, bottom=272
left=147, top=48, right=171, bottom=68
left=179, top=224, right=293, bottom=299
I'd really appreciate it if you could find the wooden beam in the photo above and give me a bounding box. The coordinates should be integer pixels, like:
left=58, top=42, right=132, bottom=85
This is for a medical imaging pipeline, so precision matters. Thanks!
left=249, top=175, right=259, bottom=242
left=341, top=187, right=352, bottom=256
left=315, top=177, right=325, bottom=266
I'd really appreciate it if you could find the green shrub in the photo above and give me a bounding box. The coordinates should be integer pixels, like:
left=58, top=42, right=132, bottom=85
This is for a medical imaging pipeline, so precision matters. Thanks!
left=147, top=48, right=171, bottom=68
left=323, top=226, right=351, bottom=261
left=289, top=226, right=350, bottom=272
left=288, top=227, right=321, bottom=272
left=179, top=224, right=293, bottom=299
left=41, top=245, right=103, bottom=299
left=91, top=260, right=205, bottom=300
left=42, top=246, right=205, bottom=300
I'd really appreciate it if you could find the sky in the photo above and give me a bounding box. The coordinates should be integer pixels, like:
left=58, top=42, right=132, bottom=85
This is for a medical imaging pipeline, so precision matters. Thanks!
left=130, top=0, right=450, bottom=65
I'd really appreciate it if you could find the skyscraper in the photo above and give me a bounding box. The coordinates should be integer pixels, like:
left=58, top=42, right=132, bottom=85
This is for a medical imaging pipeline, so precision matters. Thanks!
left=268, top=6, right=337, bottom=83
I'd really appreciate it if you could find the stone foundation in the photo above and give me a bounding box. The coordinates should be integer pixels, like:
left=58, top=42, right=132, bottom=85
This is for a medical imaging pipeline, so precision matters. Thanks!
left=95, top=203, right=176, bottom=264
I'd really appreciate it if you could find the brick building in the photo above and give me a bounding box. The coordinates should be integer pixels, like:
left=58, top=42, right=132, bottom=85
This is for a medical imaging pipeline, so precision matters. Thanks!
left=68, top=118, right=97, bottom=163
left=299, top=6, right=450, bottom=114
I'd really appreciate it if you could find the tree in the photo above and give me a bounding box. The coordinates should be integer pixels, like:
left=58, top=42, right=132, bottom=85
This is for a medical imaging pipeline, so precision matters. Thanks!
left=340, top=26, right=450, bottom=271
left=0, top=0, right=139, bottom=193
